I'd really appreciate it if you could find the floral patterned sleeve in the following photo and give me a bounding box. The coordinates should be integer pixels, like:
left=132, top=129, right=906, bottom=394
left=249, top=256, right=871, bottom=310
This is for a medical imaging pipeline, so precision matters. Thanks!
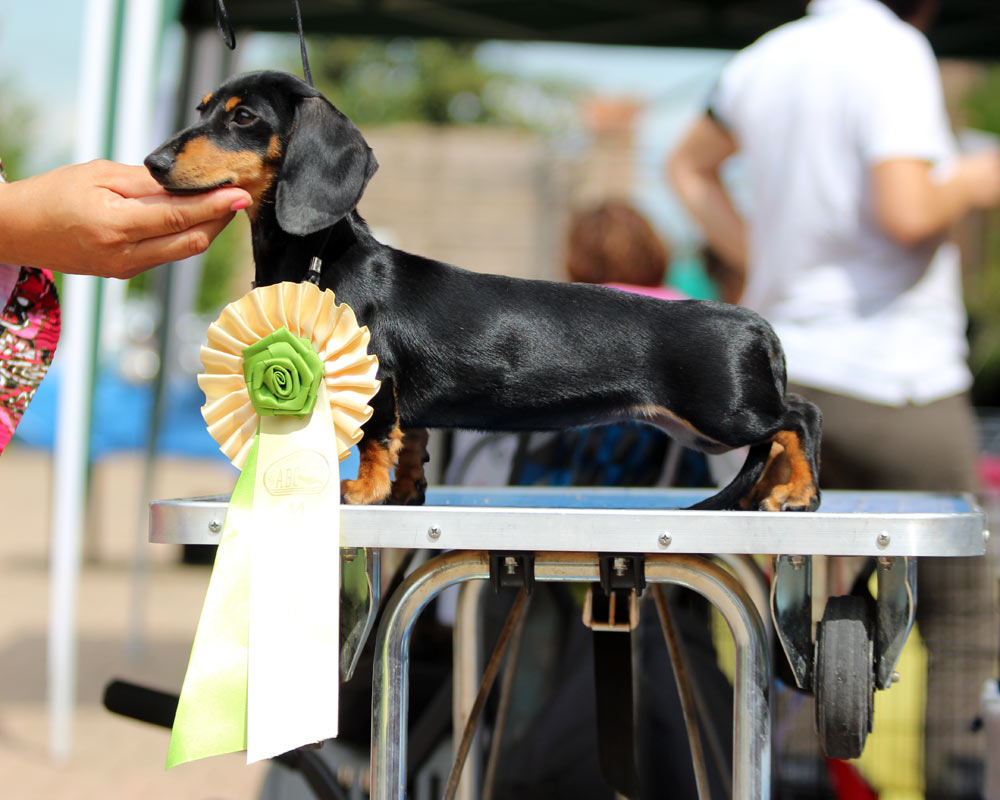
left=0, top=156, right=62, bottom=455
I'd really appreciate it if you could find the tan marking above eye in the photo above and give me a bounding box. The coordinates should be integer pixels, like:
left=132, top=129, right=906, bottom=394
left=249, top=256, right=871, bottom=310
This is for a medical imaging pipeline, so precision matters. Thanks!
left=200, top=92, right=213, bottom=108
left=225, top=96, right=242, bottom=112
left=267, top=134, right=282, bottom=161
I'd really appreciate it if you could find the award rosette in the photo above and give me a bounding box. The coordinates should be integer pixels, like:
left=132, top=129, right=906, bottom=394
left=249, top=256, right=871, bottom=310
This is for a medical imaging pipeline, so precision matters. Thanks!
left=167, top=281, right=380, bottom=767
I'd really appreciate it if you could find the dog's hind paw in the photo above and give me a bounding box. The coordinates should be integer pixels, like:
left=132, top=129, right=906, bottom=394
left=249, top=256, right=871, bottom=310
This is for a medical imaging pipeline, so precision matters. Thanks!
left=757, top=486, right=821, bottom=512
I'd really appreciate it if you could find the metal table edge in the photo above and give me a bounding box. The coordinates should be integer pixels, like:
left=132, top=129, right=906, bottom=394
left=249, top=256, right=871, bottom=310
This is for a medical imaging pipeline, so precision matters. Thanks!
left=148, top=490, right=988, bottom=557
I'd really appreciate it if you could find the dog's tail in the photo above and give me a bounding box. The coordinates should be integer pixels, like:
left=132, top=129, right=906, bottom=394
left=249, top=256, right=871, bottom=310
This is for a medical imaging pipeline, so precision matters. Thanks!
left=685, top=442, right=772, bottom=511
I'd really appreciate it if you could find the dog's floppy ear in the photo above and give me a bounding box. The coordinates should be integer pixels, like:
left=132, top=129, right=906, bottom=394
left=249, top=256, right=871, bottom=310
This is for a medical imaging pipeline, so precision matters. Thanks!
left=275, top=97, right=378, bottom=236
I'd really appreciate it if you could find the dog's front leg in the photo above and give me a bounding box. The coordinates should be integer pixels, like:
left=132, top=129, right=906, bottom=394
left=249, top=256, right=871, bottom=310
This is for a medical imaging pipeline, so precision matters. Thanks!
left=389, top=428, right=430, bottom=505
left=341, top=385, right=402, bottom=505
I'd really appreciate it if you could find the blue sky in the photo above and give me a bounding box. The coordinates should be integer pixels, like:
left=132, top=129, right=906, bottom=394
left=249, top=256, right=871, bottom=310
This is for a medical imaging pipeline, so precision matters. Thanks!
left=0, top=2, right=85, bottom=168
left=0, top=3, right=83, bottom=103
left=0, top=2, right=733, bottom=246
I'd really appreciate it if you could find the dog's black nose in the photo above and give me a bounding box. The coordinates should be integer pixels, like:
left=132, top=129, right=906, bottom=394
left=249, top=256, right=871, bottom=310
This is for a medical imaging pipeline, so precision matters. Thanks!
left=144, top=151, right=174, bottom=180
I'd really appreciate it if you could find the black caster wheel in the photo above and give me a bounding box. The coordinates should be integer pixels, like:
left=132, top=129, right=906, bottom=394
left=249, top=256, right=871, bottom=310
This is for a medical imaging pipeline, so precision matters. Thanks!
left=814, top=595, right=874, bottom=759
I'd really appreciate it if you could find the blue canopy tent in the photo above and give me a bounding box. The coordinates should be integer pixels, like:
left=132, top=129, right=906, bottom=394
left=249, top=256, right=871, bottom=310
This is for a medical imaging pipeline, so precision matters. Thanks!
left=177, top=0, right=1000, bottom=58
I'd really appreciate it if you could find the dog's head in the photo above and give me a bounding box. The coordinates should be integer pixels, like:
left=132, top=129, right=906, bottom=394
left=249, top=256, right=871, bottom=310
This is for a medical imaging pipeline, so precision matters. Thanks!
left=144, top=70, right=378, bottom=236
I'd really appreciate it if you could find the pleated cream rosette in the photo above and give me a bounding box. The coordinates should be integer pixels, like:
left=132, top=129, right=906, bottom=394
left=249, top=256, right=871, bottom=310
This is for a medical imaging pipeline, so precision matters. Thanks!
left=198, top=282, right=380, bottom=469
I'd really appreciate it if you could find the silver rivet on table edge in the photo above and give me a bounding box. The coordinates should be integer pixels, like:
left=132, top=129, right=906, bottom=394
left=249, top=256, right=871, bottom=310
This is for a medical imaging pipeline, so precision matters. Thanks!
left=208, top=520, right=222, bottom=534
left=428, top=525, right=442, bottom=540
left=876, top=531, right=890, bottom=549
left=891, top=671, right=901, bottom=683
left=658, top=533, right=671, bottom=548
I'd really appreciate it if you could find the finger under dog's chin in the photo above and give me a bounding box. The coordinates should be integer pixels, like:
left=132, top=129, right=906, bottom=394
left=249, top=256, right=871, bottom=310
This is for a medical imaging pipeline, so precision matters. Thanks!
left=160, top=178, right=236, bottom=196
left=160, top=176, right=271, bottom=213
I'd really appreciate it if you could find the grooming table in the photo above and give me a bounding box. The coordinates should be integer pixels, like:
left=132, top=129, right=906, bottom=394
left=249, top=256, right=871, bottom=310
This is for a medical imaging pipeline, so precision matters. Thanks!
left=150, top=487, right=988, bottom=800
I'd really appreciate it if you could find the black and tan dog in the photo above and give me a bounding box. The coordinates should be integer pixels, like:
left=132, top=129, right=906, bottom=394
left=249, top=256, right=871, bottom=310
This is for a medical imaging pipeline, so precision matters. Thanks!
left=145, top=70, right=821, bottom=512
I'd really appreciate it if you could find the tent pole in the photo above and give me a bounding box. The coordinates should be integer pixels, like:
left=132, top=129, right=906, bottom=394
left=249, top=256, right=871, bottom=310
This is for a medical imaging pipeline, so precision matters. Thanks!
left=127, top=5, right=188, bottom=658
left=48, top=0, right=121, bottom=762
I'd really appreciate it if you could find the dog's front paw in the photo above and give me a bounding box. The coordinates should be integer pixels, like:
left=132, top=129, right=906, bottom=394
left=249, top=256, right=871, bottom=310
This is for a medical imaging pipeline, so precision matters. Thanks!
left=341, top=477, right=392, bottom=505
left=389, top=477, right=428, bottom=506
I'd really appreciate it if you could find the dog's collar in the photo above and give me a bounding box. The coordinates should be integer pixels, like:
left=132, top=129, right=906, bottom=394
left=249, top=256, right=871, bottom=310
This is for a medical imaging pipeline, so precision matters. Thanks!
left=249, top=256, right=322, bottom=291
left=303, top=223, right=337, bottom=286
left=305, top=256, right=322, bottom=285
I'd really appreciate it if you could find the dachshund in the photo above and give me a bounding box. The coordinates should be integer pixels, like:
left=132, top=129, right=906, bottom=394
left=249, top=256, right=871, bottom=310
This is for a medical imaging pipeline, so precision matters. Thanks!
left=145, top=70, right=821, bottom=512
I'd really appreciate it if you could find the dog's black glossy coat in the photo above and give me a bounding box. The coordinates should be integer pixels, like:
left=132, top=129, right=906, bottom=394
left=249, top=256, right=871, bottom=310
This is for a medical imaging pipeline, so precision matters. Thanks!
left=146, top=71, right=821, bottom=511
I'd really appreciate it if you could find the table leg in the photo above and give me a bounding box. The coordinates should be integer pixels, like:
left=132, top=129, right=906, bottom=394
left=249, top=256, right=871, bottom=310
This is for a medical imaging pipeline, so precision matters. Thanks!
left=371, top=551, right=770, bottom=800
left=645, top=554, right=771, bottom=800
left=371, top=551, right=491, bottom=799
left=454, top=579, right=489, bottom=800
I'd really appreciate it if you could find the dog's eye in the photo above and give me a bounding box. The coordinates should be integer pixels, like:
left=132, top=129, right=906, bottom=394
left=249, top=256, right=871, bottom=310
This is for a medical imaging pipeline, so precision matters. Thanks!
left=232, top=107, right=257, bottom=126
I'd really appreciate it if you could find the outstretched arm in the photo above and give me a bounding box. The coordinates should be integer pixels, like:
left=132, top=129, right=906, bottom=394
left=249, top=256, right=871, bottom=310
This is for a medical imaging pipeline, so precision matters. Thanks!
left=872, top=151, right=1000, bottom=247
left=0, top=159, right=251, bottom=278
left=667, top=113, right=747, bottom=277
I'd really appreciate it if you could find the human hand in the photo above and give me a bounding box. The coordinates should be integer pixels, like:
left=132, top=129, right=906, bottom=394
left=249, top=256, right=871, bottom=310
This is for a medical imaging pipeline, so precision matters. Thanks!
left=873, top=151, right=1000, bottom=246
left=0, top=159, right=252, bottom=278
left=960, top=150, right=1000, bottom=210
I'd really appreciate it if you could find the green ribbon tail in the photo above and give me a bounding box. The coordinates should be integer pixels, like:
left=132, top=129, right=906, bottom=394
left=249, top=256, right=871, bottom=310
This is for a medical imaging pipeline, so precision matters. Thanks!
left=166, top=433, right=260, bottom=768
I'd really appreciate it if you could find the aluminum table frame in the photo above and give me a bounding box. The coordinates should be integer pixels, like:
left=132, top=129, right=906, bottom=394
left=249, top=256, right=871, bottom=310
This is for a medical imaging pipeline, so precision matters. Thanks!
left=149, top=487, right=988, bottom=800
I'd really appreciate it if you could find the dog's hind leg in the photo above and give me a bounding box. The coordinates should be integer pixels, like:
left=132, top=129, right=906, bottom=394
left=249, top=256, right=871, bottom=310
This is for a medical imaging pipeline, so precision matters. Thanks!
left=688, top=393, right=822, bottom=511
left=746, top=394, right=822, bottom=512
left=389, top=428, right=430, bottom=505
left=687, top=442, right=772, bottom=510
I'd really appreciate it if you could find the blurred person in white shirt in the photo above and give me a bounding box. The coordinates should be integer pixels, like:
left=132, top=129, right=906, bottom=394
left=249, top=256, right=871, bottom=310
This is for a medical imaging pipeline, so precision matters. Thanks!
left=669, top=0, right=1000, bottom=796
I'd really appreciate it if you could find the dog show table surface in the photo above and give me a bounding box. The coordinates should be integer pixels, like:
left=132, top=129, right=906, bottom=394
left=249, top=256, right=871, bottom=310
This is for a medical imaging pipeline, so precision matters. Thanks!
left=149, top=487, right=987, bottom=557
left=148, top=487, right=986, bottom=800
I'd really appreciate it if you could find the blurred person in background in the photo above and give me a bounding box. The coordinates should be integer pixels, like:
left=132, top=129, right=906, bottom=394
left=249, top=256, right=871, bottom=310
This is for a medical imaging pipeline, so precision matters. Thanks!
left=0, top=157, right=249, bottom=455
left=565, top=199, right=678, bottom=301
left=668, top=0, right=1000, bottom=795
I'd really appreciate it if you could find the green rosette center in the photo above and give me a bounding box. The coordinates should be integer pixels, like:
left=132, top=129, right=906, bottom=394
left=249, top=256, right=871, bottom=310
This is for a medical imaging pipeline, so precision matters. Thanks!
left=242, top=326, right=324, bottom=417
